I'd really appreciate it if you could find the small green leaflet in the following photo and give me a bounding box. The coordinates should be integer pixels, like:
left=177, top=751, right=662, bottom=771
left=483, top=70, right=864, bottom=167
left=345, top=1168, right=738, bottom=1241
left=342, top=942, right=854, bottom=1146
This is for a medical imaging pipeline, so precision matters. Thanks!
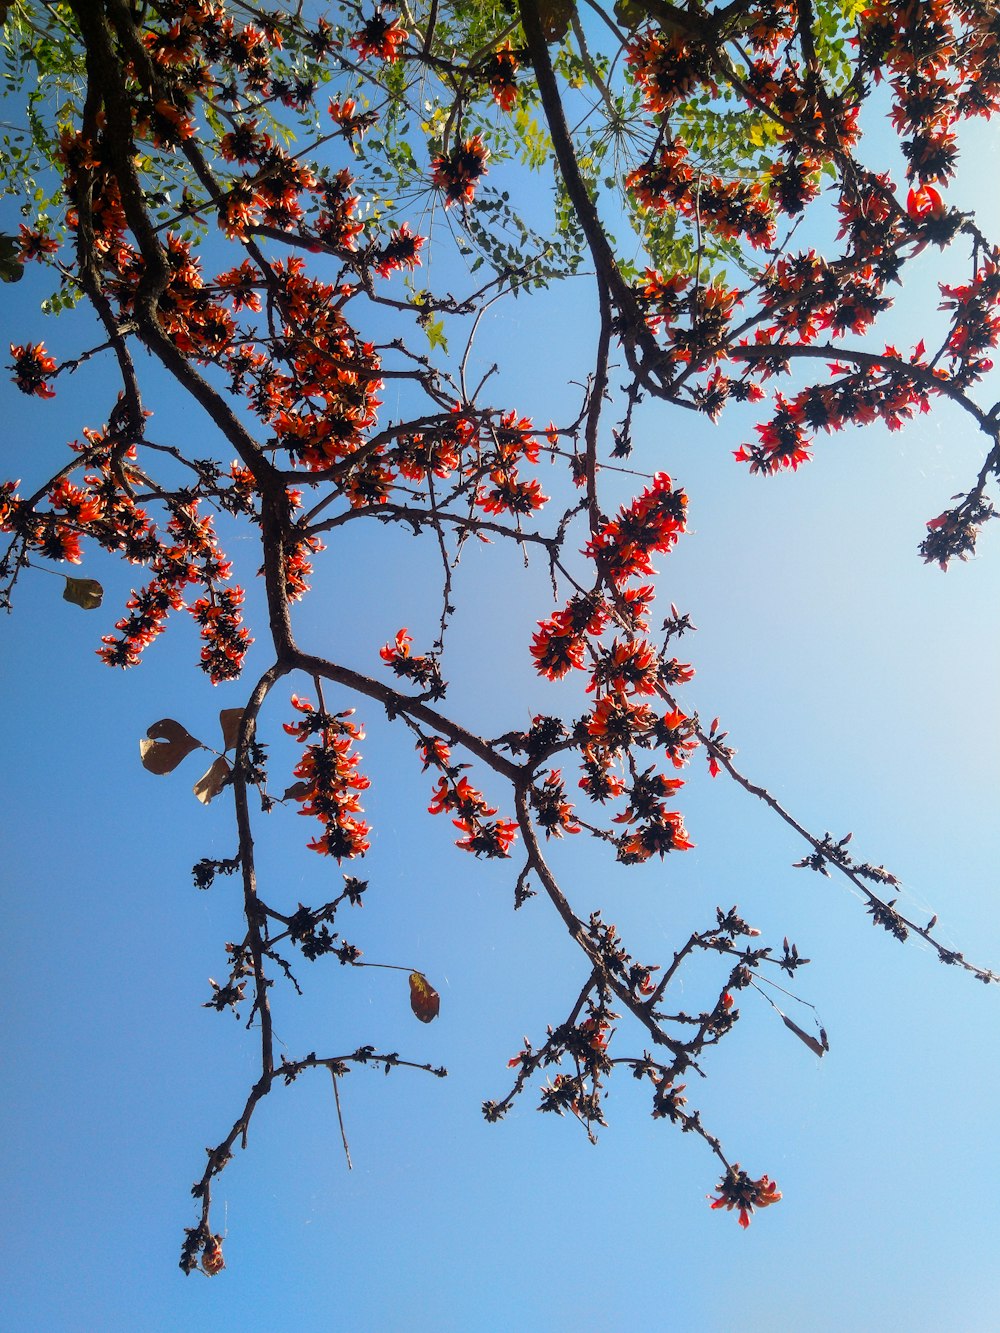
left=423, top=316, right=448, bottom=354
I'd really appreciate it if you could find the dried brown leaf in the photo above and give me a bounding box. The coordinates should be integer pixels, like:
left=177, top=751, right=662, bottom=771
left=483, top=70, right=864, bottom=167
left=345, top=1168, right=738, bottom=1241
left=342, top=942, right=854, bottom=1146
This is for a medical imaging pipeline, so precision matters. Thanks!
left=781, top=1012, right=827, bottom=1058
left=194, top=756, right=232, bottom=805
left=409, top=971, right=440, bottom=1024
left=62, top=576, right=103, bottom=610
left=140, top=719, right=203, bottom=775
left=219, top=707, right=245, bottom=752
left=537, top=0, right=573, bottom=40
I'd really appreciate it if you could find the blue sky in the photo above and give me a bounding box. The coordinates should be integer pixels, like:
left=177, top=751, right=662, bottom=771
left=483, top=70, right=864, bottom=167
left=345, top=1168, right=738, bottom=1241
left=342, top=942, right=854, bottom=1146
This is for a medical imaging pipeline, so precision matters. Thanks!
left=3, top=68, right=1000, bottom=1333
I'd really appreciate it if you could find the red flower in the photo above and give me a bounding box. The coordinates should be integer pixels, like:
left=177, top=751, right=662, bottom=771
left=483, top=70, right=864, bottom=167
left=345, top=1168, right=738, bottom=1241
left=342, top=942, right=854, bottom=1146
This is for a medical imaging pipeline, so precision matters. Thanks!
left=906, top=183, right=944, bottom=219
left=328, top=98, right=373, bottom=141
left=431, top=136, right=489, bottom=208
left=350, top=9, right=408, bottom=62
left=585, top=473, right=688, bottom=583
left=710, top=1165, right=782, bottom=1228
left=285, top=699, right=371, bottom=861
left=373, top=224, right=424, bottom=278
left=380, top=627, right=445, bottom=696
left=419, top=737, right=451, bottom=770
left=477, top=472, right=548, bottom=516
left=454, top=816, right=519, bottom=858
left=17, top=225, right=58, bottom=260
left=587, top=637, right=662, bottom=697
left=587, top=695, right=655, bottom=749
left=531, top=614, right=587, bottom=680
left=428, top=774, right=496, bottom=819
left=617, top=810, right=694, bottom=862
left=486, top=43, right=519, bottom=111
left=381, top=627, right=412, bottom=663
left=530, top=770, right=581, bottom=838
left=9, top=342, right=57, bottom=398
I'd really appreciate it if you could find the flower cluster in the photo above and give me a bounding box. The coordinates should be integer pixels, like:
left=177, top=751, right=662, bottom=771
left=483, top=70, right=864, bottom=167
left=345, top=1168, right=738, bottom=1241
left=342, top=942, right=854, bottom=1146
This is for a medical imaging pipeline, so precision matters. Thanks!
left=350, top=9, right=407, bottom=62
left=859, top=0, right=1000, bottom=184
left=284, top=696, right=371, bottom=860
left=372, top=224, right=424, bottom=279
left=431, top=135, right=489, bottom=207
left=476, top=411, right=549, bottom=517
left=380, top=628, right=446, bottom=699
left=613, top=768, right=692, bottom=863
left=190, top=586, right=251, bottom=683
left=627, top=30, right=710, bottom=113
left=9, top=342, right=57, bottom=399
left=17, top=225, right=58, bottom=261
left=98, top=500, right=249, bottom=681
left=710, top=1165, right=782, bottom=1229
left=529, top=770, right=581, bottom=839
left=585, top=472, right=688, bottom=582
left=529, top=473, right=696, bottom=860
left=421, top=736, right=517, bottom=858
left=485, top=43, right=519, bottom=112
left=627, top=139, right=776, bottom=253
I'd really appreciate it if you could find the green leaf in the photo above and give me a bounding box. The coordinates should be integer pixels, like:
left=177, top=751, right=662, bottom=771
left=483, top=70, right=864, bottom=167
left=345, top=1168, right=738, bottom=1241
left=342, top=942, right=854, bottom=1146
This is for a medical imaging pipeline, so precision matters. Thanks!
left=424, top=316, right=448, bottom=354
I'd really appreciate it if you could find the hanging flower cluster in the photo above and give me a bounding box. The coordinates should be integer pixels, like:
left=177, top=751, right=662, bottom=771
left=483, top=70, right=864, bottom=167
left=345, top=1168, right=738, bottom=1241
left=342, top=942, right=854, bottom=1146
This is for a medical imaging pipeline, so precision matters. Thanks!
left=419, top=735, right=518, bottom=858
left=627, top=137, right=776, bottom=252
left=485, top=43, right=519, bottom=111
left=529, top=473, right=696, bottom=861
left=476, top=411, right=549, bottom=516
left=431, top=135, right=489, bottom=207
left=529, top=770, right=581, bottom=839
left=284, top=696, right=371, bottom=860
left=709, top=1165, right=782, bottom=1229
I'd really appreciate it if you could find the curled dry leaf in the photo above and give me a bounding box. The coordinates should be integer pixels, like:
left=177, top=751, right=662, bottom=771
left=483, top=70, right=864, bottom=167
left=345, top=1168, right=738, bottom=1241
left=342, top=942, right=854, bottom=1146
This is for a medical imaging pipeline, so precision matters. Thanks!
left=140, top=719, right=204, bottom=775
left=194, top=756, right=232, bottom=805
left=282, top=780, right=313, bottom=801
left=62, top=576, right=103, bottom=610
left=408, top=971, right=441, bottom=1024
left=219, top=707, right=245, bottom=752
left=780, top=1012, right=828, bottom=1059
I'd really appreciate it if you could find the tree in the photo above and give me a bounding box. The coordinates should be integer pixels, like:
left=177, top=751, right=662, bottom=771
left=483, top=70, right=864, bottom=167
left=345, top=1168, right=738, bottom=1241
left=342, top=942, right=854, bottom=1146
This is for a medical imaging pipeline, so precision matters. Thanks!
left=2, top=0, right=1000, bottom=1286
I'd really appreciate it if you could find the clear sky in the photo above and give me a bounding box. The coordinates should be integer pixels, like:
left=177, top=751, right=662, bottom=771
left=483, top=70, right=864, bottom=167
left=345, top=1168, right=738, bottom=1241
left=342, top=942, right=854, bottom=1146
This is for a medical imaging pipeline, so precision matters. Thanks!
left=3, top=61, right=1000, bottom=1333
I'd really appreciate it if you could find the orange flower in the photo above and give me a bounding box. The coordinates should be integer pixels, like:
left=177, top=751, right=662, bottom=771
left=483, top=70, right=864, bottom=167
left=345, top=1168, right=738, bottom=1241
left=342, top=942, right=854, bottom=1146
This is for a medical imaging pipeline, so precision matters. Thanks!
left=9, top=342, right=57, bottom=398
left=431, top=136, right=489, bottom=208
left=350, top=9, right=407, bottom=61
left=710, top=1165, right=782, bottom=1228
left=486, top=43, right=519, bottom=112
